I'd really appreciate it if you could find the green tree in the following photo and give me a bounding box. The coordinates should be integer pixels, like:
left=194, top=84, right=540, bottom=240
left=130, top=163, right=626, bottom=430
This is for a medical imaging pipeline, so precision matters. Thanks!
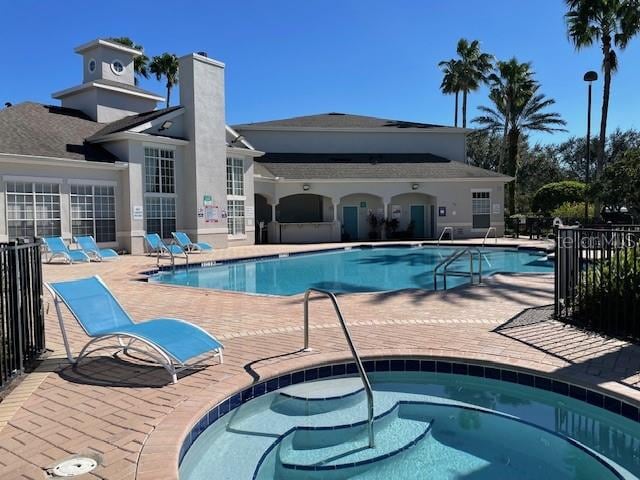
left=454, top=39, right=493, bottom=128
left=109, top=37, right=149, bottom=84
left=591, top=148, right=640, bottom=217
left=565, top=0, right=640, bottom=183
left=532, top=180, right=587, bottom=213
left=473, top=59, right=566, bottom=214
left=438, top=59, right=463, bottom=127
left=149, top=53, right=179, bottom=107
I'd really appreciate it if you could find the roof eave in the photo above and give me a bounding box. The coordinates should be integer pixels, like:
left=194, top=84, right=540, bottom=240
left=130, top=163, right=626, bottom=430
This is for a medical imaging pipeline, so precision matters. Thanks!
left=52, top=82, right=164, bottom=102
left=233, top=125, right=473, bottom=134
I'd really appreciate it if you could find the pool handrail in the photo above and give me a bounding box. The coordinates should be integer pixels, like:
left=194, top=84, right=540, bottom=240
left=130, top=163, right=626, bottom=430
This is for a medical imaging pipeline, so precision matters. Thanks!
left=483, top=227, right=497, bottom=247
left=303, top=287, right=375, bottom=449
left=433, top=247, right=483, bottom=290
left=437, top=227, right=454, bottom=246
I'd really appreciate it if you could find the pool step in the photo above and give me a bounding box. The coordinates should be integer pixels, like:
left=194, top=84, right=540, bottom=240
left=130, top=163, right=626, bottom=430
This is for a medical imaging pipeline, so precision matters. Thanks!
left=274, top=403, right=433, bottom=479
left=271, top=377, right=365, bottom=416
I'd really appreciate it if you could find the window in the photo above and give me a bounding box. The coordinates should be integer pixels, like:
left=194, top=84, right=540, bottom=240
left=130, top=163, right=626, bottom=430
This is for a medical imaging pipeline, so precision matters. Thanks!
left=227, top=200, right=245, bottom=235
left=70, top=184, right=116, bottom=242
left=144, top=146, right=176, bottom=239
left=88, top=58, right=96, bottom=73
left=226, top=157, right=244, bottom=196
left=6, top=182, right=60, bottom=239
left=145, top=147, right=175, bottom=194
left=111, top=59, right=125, bottom=75
left=145, top=197, right=176, bottom=239
left=472, top=191, right=491, bottom=229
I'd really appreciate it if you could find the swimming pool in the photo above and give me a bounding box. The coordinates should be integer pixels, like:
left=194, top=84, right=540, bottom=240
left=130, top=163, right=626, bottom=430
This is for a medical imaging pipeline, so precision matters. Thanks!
left=179, top=362, right=640, bottom=479
left=150, top=246, right=553, bottom=295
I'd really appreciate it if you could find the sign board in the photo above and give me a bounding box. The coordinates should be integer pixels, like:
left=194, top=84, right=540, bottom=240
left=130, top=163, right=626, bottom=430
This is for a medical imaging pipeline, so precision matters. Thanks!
left=438, top=206, right=447, bottom=217
left=205, top=206, right=219, bottom=223
left=492, top=203, right=501, bottom=215
left=245, top=206, right=255, bottom=218
left=360, top=201, right=367, bottom=208
left=391, top=205, right=402, bottom=219
left=132, top=206, right=144, bottom=220
left=203, top=195, right=213, bottom=206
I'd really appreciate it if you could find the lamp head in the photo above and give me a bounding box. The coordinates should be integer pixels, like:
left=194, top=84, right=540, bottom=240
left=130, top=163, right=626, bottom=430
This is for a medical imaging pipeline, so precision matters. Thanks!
left=583, top=71, right=598, bottom=82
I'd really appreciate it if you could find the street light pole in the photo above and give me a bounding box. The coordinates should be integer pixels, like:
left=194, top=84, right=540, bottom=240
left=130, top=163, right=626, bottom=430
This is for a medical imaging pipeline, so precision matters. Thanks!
left=583, top=71, right=598, bottom=223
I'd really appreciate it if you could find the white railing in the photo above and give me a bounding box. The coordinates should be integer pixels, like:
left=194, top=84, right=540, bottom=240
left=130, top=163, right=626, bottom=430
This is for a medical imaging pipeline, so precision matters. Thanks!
left=437, top=227, right=454, bottom=246
left=483, top=227, right=497, bottom=247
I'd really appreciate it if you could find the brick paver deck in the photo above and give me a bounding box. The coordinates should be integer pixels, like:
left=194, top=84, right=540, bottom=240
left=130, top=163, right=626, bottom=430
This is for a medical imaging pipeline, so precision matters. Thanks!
left=0, top=241, right=638, bottom=480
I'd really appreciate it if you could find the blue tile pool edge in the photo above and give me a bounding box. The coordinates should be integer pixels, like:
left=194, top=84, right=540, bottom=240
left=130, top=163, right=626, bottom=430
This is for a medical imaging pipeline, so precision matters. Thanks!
left=177, top=357, right=640, bottom=467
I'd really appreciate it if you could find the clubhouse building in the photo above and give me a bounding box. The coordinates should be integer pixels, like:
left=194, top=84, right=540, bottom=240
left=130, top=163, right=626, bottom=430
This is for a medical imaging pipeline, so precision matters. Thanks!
left=0, top=39, right=511, bottom=254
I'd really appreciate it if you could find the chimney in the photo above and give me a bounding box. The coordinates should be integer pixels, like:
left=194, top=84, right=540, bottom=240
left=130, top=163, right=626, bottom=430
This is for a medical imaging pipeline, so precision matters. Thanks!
left=179, top=53, right=227, bottom=244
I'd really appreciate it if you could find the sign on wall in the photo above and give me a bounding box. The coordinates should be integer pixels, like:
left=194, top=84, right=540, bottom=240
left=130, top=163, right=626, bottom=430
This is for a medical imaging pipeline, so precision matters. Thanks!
left=204, top=205, right=219, bottom=223
left=492, top=203, right=501, bottom=214
left=391, top=205, right=402, bottom=219
left=246, top=206, right=255, bottom=218
left=360, top=201, right=367, bottom=208
left=132, top=206, right=144, bottom=220
left=438, top=206, right=447, bottom=217
left=203, top=195, right=213, bottom=206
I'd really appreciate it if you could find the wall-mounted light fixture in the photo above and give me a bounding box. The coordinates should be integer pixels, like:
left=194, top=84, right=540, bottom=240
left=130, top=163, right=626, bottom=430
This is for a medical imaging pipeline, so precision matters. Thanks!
left=159, top=120, right=173, bottom=131
left=302, top=184, right=310, bottom=191
left=411, top=183, right=419, bottom=190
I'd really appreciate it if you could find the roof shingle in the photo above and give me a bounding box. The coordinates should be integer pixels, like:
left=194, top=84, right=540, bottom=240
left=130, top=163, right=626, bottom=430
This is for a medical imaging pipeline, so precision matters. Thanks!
left=0, top=102, right=118, bottom=162
left=234, top=112, right=453, bottom=130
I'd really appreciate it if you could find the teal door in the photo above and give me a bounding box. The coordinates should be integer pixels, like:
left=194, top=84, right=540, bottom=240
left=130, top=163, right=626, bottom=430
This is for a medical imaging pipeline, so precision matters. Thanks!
left=410, top=205, right=425, bottom=238
left=343, top=206, right=358, bottom=241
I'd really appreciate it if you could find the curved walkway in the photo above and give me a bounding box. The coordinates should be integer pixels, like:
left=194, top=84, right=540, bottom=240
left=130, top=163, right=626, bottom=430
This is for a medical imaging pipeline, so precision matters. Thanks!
left=0, top=242, right=638, bottom=480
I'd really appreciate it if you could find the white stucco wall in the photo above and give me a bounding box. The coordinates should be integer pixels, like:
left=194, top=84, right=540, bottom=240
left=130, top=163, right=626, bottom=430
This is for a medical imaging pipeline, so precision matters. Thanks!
left=255, top=179, right=506, bottom=240
left=236, top=129, right=467, bottom=161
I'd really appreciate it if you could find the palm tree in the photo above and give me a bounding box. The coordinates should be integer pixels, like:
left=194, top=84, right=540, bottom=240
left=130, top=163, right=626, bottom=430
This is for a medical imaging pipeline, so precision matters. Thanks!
left=109, top=37, right=149, bottom=85
left=473, top=59, right=566, bottom=214
left=438, top=59, right=463, bottom=127
left=149, top=53, right=179, bottom=107
left=565, top=0, right=640, bottom=181
left=455, top=39, right=493, bottom=128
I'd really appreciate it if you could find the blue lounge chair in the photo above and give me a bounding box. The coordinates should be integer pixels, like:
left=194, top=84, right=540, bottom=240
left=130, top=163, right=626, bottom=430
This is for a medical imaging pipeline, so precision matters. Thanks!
left=144, top=233, right=185, bottom=256
left=42, top=237, right=91, bottom=264
left=172, top=231, right=213, bottom=252
left=45, top=276, right=223, bottom=383
left=74, top=235, right=119, bottom=261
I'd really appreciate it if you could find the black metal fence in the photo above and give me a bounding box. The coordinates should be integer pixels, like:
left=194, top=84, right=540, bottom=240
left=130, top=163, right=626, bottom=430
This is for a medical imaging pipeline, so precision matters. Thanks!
left=0, top=240, right=45, bottom=389
left=555, top=225, right=640, bottom=341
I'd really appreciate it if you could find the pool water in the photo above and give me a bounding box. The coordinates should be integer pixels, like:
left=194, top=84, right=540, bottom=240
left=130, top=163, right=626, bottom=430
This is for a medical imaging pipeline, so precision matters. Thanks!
left=151, top=246, right=553, bottom=295
left=179, top=372, right=640, bottom=479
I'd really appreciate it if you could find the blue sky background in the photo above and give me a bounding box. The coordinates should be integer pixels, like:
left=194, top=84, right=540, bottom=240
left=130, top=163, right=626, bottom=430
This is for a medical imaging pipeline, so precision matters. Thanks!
left=2, top=0, right=639, bottom=144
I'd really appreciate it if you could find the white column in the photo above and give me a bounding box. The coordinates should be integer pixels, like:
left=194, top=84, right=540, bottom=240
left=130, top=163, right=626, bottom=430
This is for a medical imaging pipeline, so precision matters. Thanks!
left=271, top=203, right=277, bottom=223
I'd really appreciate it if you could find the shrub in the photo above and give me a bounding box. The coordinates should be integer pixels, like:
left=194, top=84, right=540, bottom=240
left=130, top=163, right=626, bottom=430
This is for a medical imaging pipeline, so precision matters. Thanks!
left=578, top=246, right=640, bottom=337
left=532, top=181, right=586, bottom=214
left=551, top=202, right=595, bottom=222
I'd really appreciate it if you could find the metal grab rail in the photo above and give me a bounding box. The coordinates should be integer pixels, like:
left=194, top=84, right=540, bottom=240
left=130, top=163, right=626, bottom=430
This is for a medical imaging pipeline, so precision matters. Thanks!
left=433, top=247, right=482, bottom=290
left=155, top=242, right=189, bottom=273
left=483, top=227, right=497, bottom=247
left=303, top=288, right=374, bottom=448
left=437, top=227, right=454, bottom=246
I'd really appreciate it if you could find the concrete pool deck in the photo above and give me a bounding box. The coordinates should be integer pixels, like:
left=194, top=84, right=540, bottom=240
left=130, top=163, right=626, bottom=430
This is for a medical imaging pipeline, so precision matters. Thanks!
left=0, top=240, right=638, bottom=480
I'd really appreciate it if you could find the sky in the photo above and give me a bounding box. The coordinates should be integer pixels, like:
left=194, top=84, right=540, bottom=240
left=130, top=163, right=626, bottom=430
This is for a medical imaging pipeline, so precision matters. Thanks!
left=2, top=0, right=640, bottom=144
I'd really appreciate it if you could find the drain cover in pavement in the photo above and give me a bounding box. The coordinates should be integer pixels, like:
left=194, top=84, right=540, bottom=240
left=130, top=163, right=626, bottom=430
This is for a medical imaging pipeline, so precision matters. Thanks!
left=50, top=456, right=98, bottom=477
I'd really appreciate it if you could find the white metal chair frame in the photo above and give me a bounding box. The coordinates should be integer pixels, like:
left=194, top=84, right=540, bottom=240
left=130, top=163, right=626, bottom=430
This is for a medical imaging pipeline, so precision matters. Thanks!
left=45, top=281, right=223, bottom=384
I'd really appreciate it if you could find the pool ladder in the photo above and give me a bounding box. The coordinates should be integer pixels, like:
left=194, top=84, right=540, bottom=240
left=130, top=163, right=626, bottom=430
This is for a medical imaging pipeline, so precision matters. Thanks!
left=303, top=288, right=375, bottom=449
left=433, top=247, right=483, bottom=290
left=155, top=242, right=189, bottom=274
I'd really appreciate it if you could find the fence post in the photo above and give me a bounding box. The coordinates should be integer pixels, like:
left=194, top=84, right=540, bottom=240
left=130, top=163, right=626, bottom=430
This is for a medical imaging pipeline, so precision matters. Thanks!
left=10, top=241, right=25, bottom=374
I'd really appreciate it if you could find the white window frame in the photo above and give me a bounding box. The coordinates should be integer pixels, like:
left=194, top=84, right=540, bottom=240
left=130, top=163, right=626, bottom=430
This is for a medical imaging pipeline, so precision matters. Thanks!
left=226, top=157, right=245, bottom=198
left=111, top=59, right=125, bottom=75
left=143, top=146, right=177, bottom=239
left=227, top=199, right=246, bottom=238
left=5, top=180, right=61, bottom=239
left=69, top=183, right=117, bottom=243
left=471, top=189, right=492, bottom=231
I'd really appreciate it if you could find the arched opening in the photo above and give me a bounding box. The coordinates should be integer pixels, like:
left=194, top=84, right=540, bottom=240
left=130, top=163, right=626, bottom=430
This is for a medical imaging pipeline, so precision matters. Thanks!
left=276, top=194, right=333, bottom=223
left=254, top=194, right=272, bottom=243
left=389, top=192, right=437, bottom=239
left=337, top=193, right=384, bottom=241
left=275, top=194, right=337, bottom=243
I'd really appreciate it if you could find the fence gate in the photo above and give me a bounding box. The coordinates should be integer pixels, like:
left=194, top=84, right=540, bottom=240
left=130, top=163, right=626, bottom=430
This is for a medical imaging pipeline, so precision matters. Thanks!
left=0, top=240, right=45, bottom=389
